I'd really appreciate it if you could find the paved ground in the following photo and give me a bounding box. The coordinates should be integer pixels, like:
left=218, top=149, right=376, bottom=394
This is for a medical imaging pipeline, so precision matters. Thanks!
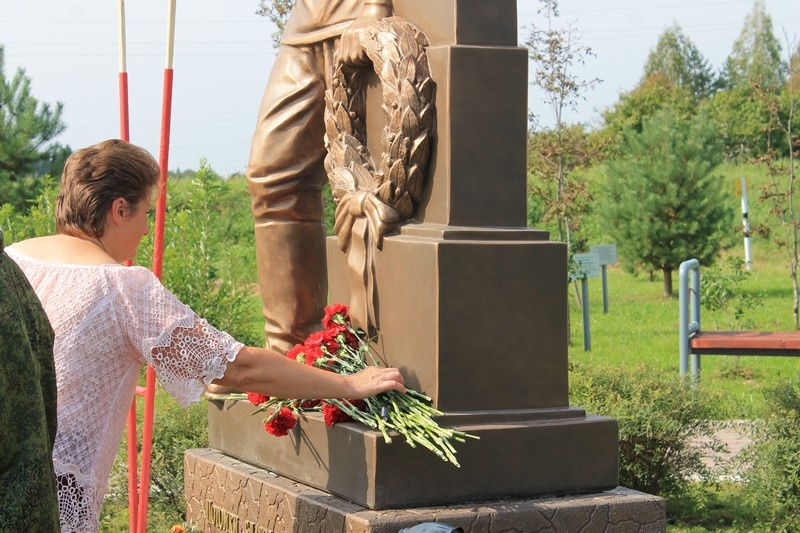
left=695, top=420, right=753, bottom=480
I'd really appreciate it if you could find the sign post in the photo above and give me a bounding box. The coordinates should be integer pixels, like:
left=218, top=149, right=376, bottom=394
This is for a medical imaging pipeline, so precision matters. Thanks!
left=571, top=252, right=601, bottom=352
left=735, top=176, right=752, bottom=271
left=590, top=244, right=618, bottom=314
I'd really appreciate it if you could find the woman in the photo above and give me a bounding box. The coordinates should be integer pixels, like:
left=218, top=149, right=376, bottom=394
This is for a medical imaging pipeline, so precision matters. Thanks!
left=6, top=139, right=405, bottom=533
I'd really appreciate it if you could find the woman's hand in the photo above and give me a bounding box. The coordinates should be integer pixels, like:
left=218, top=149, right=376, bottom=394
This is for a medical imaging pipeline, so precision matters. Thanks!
left=346, top=365, right=406, bottom=398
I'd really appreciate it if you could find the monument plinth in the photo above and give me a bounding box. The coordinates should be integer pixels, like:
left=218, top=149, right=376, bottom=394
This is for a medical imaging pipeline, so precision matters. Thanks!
left=194, top=1, right=664, bottom=530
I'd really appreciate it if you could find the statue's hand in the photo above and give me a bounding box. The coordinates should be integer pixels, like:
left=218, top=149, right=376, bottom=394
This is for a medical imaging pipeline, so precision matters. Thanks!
left=339, top=4, right=392, bottom=66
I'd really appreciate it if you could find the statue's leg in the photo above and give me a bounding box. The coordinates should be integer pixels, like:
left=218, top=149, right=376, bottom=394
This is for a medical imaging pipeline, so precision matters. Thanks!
left=246, top=43, right=331, bottom=354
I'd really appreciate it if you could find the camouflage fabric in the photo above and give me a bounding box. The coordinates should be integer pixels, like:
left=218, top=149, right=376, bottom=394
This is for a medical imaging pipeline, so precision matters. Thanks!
left=0, top=229, right=60, bottom=532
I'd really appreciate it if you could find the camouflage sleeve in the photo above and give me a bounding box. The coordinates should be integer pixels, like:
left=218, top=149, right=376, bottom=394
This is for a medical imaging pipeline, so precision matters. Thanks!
left=0, top=231, right=60, bottom=532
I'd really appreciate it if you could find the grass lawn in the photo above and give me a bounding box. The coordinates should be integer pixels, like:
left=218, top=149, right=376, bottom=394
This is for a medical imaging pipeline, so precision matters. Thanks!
left=567, top=246, right=800, bottom=419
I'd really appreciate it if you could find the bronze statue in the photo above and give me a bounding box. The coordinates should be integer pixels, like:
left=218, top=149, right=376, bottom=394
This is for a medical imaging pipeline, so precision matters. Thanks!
left=246, top=0, right=393, bottom=353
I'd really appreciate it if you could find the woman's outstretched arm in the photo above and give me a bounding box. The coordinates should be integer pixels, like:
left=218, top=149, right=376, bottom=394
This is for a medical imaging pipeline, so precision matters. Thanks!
left=212, top=346, right=405, bottom=400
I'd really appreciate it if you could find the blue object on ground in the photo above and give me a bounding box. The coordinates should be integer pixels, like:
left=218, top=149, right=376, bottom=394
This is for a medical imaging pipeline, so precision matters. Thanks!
left=399, top=523, right=464, bottom=533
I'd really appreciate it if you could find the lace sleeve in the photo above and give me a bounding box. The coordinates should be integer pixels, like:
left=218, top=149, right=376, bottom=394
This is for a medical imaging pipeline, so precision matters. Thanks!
left=118, top=268, right=244, bottom=407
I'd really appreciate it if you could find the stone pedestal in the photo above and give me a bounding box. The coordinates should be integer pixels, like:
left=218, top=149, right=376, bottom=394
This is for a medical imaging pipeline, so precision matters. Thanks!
left=184, top=449, right=666, bottom=533
left=208, top=399, right=617, bottom=509
left=202, top=0, right=642, bottom=527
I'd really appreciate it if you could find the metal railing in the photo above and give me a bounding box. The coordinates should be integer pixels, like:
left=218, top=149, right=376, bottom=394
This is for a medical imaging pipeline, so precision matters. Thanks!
left=678, top=258, right=701, bottom=381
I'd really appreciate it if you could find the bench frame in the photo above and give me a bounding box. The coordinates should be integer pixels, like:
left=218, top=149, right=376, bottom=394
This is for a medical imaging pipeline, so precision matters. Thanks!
left=678, top=258, right=800, bottom=381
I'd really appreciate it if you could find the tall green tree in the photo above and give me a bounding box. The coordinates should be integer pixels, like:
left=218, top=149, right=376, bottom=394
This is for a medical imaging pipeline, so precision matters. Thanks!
left=703, top=1, right=787, bottom=161
left=0, top=45, right=66, bottom=206
left=602, top=109, right=735, bottom=296
left=721, top=0, right=786, bottom=90
left=643, top=24, right=718, bottom=103
left=702, top=84, right=775, bottom=160
left=599, top=72, right=695, bottom=158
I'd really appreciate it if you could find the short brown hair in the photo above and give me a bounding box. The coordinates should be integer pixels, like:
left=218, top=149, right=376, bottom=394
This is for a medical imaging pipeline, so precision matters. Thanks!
left=56, top=139, right=160, bottom=238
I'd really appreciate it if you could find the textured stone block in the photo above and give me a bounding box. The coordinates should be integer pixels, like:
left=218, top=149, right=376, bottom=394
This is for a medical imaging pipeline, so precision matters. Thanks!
left=185, top=449, right=666, bottom=533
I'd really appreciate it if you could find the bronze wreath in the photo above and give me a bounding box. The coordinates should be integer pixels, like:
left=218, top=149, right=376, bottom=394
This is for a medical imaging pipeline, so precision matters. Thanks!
left=324, top=16, right=435, bottom=251
left=323, top=16, right=435, bottom=331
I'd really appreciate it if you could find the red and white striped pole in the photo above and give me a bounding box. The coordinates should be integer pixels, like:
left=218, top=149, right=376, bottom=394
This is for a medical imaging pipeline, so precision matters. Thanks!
left=136, top=1, right=177, bottom=531
left=116, top=2, right=143, bottom=531
left=117, top=0, right=130, bottom=143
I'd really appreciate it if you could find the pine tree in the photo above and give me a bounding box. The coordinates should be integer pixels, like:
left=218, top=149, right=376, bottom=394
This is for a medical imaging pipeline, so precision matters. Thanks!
left=0, top=45, right=66, bottom=206
left=602, top=109, right=735, bottom=296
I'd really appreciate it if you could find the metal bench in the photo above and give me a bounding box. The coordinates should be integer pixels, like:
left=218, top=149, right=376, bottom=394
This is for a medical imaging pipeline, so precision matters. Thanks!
left=678, top=258, right=800, bottom=380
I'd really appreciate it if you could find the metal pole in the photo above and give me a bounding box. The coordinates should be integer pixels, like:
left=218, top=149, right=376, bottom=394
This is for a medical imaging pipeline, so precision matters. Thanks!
left=582, top=278, right=591, bottom=351
left=137, top=2, right=177, bottom=531
left=601, top=264, right=609, bottom=314
left=741, top=176, right=752, bottom=270
left=678, top=261, right=692, bottom=378
left=116, top=2, right=142, bottom=531
left=690, top=266, right=701, bottom=382
left=679, top=259, right=701, bottom=383
left=117, top=0, right=130, bottom=143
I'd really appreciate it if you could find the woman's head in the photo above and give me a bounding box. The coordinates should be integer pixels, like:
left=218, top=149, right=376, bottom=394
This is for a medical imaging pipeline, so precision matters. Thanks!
left=56, top=139, right=160, bottom=238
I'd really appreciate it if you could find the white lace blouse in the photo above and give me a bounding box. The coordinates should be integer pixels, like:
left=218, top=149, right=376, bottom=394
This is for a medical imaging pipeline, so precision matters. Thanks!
left=6, top=247, right=244, bottom=533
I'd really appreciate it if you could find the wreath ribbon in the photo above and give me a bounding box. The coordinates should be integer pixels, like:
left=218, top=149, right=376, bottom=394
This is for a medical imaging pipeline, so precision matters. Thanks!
left=333, top=189, right=399, bottom=331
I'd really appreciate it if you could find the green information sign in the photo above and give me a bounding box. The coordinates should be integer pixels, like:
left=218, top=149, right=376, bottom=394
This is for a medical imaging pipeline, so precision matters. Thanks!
left=590, top=244, right=617, bottom=266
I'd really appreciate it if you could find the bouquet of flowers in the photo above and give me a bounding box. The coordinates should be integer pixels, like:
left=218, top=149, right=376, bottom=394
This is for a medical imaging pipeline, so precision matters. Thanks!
left=227, top=303, right=477, bottom=467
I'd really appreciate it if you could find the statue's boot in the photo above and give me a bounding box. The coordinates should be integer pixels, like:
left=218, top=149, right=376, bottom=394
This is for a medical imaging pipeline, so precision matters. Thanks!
left=207, top=220, right=328, bottom=396
left=253, top=220, right=329, bottom=355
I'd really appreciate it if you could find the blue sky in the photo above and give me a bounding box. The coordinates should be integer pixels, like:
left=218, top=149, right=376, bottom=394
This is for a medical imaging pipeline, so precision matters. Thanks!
left=0, top=0, right=797, bottom=176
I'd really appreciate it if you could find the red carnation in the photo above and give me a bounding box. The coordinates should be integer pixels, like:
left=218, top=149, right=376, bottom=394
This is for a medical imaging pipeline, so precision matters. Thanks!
left=286, top=343, right=306, bottom=363
left=246, top=392, right=270, bottom=406
left=304, top=331, right=325, bottom=350
left=322, top=400, right=367, bottom=426
left=322, top=328, right=341, bottom=351
left=323, top=303, right=350, bottom=329
left=264, top=407, right=297, bottom=437
left=343, top=328, right=360, bottom=350
left=304, top=345, right=325, bottom=367
left=322, top=403, right=352, bottom=426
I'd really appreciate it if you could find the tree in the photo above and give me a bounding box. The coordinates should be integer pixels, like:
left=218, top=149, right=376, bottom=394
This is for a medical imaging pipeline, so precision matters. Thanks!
left=602, top=109, right=735, bottom=296
left=791, top=42, right=800, bottom=92
left=702, top=84, right=775, bottom=160
left=525, top=0, right=600, bottom=259
left=643, top=24, right=718, bottom=103
left=753, top=34, right=800, bottom=328
left=721, top=0, right=786, bottom=91
left=0, top=45, right=66, bottom=206
left=256, top=0, right=294, bottom=48
left=527, top=124, right=601, bottom=253
left=600, top=72, right=694, bottom=158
